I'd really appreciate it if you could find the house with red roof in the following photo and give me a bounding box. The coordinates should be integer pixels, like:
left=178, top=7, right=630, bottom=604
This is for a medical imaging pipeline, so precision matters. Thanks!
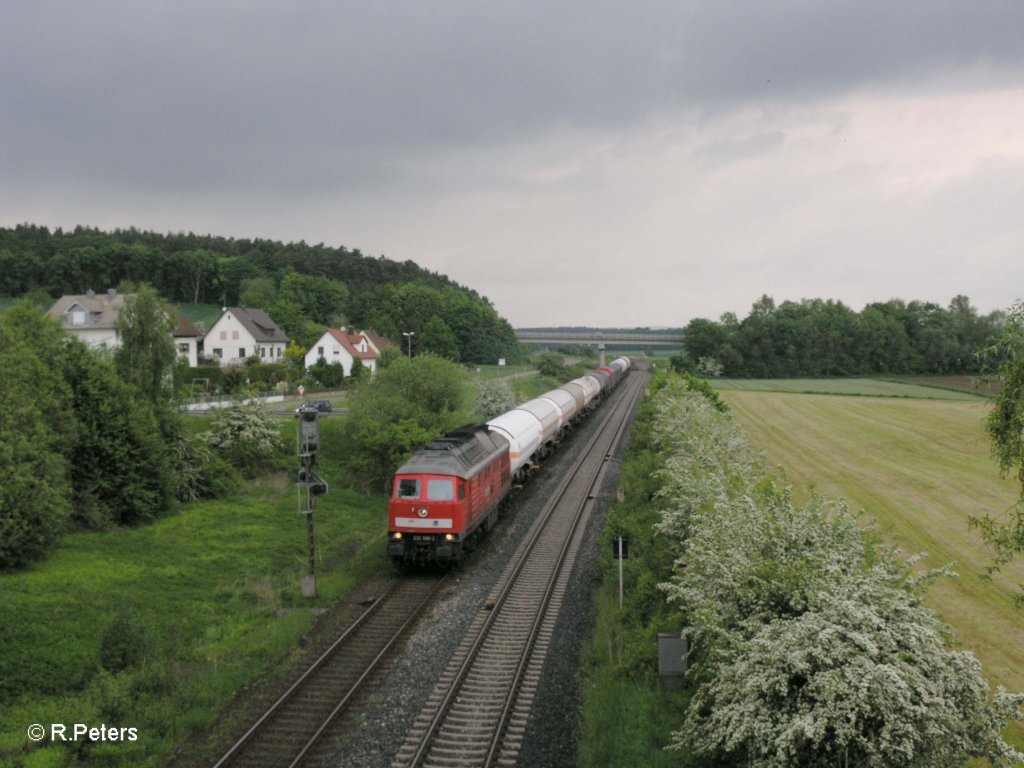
left=304, top=327, right=385, bottom=377
left=169, top=305, right=201, bottom=367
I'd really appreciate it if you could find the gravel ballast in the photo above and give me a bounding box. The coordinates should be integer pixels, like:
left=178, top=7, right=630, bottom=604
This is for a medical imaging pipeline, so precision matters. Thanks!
left=316, top=385, right=639, bottom=768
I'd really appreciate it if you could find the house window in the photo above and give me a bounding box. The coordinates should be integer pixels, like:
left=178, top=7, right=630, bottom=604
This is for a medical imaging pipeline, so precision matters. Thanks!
left=71, top=309, right=85, bottom=326
left=177, top=343, right=189, bottom=354
left=232, top=330, right=239, bottom=340
left=239, top=348, right=246, bottom=359
left=212, top=348, right=223, bottom=358
left=220, top=330, right=227, bottom=340
left=259, top=347, right=266, bottom=358
left=317, top=346, right=324, bottom=357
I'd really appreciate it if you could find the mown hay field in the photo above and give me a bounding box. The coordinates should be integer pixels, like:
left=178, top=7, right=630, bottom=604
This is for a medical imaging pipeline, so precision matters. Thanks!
left=714, top=376, right=986, bottom=399
left=722, top=389, right=1024, bottom=696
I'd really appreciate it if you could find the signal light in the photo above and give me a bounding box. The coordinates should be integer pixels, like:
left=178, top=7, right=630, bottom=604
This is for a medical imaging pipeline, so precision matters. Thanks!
left=296, top=406, right=320, bottom=461
left=297, top=466, right=328, bottom=496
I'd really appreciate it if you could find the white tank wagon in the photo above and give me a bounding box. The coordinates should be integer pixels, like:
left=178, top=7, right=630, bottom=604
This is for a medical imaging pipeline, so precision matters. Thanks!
left=587, top=368, right=612, bottom=397
left=514, top=397, right=563, bottom=460
left=608, top=357, right=631, bottom=379
left=560, top=380, right=587, bottom=417
left=537, top=388, right=578, bottom=438
left=486, top=409, right=544, bottom=484
left=565, top=376, right=601, bottom=413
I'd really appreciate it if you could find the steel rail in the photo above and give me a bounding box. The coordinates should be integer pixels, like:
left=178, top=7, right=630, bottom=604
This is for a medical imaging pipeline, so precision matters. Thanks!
left=400, top=368, right=648, bottom=768
left=212, top=574, right=446, bottom=768
left=484, top=369, right=646, bottom=766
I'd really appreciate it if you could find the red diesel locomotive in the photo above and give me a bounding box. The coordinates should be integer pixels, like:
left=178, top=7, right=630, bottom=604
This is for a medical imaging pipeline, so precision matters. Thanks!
left=387, top=356, right=632, bottom=567
left=387, top=424, right=511, bottom=566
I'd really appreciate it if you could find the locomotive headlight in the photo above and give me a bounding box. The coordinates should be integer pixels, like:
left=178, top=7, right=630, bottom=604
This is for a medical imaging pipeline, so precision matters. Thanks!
left=392, top=532, right=402, bottom=540
left=417, top=507, right=429, bottom=518
left=445, top=534, right=455, bottom=542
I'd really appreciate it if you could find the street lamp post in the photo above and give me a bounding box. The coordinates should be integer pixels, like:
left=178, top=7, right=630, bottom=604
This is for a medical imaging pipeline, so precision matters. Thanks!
left=402, top=331, right=414, bottom=358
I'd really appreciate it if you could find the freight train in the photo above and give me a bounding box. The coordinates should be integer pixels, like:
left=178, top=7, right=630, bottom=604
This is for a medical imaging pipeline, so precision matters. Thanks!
left=387, top=357, right=632, bottom=567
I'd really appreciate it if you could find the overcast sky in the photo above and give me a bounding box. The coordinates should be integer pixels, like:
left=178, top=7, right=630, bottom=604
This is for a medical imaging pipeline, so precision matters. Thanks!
left=3, top=2, right=1023, bottom=327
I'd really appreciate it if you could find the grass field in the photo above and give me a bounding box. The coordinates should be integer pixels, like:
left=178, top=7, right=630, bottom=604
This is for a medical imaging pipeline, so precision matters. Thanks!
left=713, top=376, right=988, bottom=400
left=176, top=303, right=224, bottom=332
left=0, top=419, right=389, bottom=767
left=722, top=390, right=1024, bottom=699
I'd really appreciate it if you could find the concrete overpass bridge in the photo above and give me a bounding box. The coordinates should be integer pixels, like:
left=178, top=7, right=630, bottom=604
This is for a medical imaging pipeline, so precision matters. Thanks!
left=515, top=329, right=684, bottom=364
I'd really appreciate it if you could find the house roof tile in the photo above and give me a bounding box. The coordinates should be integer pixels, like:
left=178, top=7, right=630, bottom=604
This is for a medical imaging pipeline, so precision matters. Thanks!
left=228, top=307, right=289, bottom=343
left=47, top=290, right=127, bottom=330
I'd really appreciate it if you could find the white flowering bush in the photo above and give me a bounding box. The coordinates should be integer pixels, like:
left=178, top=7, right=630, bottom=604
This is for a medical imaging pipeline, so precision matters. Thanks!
left=203, top=400, right=286, bottom=478
left=678, top=563, right=1024, bottom=767
left=649, top=381, right=760, bottom=544
left=472, top=378, right=517, bottom=420
left=662, top=489, right=868, bottom=652
left=646, top=376, right=1024, bottom=767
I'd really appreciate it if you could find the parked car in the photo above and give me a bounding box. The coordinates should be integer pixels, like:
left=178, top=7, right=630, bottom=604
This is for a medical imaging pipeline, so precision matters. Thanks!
left=296, top=399, right=332, bottom=414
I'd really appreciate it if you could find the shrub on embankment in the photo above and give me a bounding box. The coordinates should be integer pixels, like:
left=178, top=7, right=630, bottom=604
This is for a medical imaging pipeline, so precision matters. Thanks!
left=580, top=372, right=1024, bottom=768
left=0, top=416, right=385, bottom=767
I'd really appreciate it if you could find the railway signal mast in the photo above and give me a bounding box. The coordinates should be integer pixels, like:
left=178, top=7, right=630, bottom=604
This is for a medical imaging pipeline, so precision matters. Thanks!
left=296, top=406, right=329, bottom=598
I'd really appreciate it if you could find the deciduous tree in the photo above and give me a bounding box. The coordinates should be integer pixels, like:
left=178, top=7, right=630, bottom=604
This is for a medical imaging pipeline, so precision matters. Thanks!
left=114, top=283, right=177, bottom=412
left=340, top=355, right=465, bottom=492
left=0, top=325, right=72, bottom=568
left=976, top=300, right=1024, bottom=585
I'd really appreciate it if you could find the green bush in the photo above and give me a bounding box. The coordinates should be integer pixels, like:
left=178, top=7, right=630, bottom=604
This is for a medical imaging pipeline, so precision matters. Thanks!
left=340, top=354, right=466, bottom=492
left=171, top=432, right=238, bottom=502
left=0, top=329, right=72, bottom=569
left=99, top=610, right=152, bottom=673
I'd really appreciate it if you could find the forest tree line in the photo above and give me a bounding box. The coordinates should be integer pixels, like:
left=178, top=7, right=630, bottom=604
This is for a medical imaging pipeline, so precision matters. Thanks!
left=677, top=294, right=1003, bottom=378
left=0, top=224, right=521, bottom=364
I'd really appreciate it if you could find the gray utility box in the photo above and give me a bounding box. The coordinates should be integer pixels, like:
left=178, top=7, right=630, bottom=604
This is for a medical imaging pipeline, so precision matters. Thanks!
left=658, top=633, right=688, bottom=690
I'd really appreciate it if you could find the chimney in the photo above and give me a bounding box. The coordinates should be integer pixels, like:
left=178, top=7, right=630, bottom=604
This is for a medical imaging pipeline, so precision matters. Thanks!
left=86, top=289, right=95, bottom=299
left=107, top=288, right=117, bottom=301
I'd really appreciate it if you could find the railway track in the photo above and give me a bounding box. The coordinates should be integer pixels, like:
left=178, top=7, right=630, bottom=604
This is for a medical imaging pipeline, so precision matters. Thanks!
left=392, top=367, right=649, bottom=768
left=211, top=574, right=446, bottom=768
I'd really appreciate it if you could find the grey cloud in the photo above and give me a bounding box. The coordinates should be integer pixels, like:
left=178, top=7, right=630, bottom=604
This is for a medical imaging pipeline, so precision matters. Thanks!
left=5, top=1, right=1024, bottom=197
left=692, top=131, right=787, bottom=168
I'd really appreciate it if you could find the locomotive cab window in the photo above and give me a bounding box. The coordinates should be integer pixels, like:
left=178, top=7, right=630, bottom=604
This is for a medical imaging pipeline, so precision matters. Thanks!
left=427, top=479, right=455, bottom=501
left=396, top=478, right=419, bottom=499
left=458, top=482, right=465, bottom=500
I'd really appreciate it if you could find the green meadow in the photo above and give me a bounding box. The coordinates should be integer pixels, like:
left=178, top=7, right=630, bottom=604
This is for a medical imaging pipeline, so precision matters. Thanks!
left=577, top=376, right=1024, bottom=767
left=722, top=389, right=1024, bottom=699
left=0, top=419, right=388, bottom=767
left=712, top=376, right=986, bottom=400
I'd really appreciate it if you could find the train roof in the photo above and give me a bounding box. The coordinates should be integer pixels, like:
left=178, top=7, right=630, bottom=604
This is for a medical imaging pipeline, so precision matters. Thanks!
left=395, top=424, right=509, bottom=478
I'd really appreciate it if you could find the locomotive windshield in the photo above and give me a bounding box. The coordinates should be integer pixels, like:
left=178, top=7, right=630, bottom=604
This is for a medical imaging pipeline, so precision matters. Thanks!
left=427, top=479, right=455, bottom=501
left=396, top=478, right=419, bottom=498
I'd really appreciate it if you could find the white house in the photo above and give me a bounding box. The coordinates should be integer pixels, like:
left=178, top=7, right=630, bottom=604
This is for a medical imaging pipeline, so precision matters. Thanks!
left=47, top=289, right=126, bottom=350
left=47, top=290, right=201, bottom=367
left=171, top=309, right=201, bottom=367
left=203, top=307, right=289, bottom=366
left=304, top=328, right=382, bottom=376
